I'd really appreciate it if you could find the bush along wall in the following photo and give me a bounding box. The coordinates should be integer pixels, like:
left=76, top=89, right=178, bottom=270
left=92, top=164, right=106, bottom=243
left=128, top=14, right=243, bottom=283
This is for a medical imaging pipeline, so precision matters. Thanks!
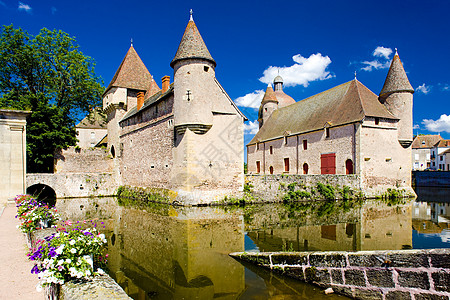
left=116, top=185, right=178, bottom=205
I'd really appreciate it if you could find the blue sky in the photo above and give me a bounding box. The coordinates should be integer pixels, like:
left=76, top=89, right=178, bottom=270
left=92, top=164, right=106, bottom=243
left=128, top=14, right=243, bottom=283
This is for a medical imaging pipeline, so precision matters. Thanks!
left=2, top=0, right=450, bottom=146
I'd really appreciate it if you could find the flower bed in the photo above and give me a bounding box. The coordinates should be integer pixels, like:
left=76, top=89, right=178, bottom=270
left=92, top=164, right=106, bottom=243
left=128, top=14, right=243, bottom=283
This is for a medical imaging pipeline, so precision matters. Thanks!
left=15, top=194, right=109, bottom=292
left=15, top=195, right=59, bottom=233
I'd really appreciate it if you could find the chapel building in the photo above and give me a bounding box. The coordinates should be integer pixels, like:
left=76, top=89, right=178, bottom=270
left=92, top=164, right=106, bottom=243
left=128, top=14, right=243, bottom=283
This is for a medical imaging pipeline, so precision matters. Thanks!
left=102, top=14, right=246, bottom=203
left=247, top=51, right=415, bottom=196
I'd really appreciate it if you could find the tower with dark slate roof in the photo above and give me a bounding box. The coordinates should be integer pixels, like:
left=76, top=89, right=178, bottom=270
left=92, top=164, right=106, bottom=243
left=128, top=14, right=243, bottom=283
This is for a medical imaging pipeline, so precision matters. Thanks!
left=379, top=50, right=414, bottom=148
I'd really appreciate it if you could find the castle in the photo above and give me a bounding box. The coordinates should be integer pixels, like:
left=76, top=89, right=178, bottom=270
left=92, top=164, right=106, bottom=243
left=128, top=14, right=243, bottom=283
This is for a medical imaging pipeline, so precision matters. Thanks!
left=247, top=50, right=415, bottom=196
left=101, top=13, right=246, bottom=203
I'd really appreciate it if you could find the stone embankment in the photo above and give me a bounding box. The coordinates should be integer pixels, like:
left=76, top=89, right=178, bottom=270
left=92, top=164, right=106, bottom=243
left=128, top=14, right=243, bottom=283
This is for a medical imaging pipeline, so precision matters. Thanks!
left=30, top=229, right=130, bottom=300
left=230, top=249, right=450, bottom=300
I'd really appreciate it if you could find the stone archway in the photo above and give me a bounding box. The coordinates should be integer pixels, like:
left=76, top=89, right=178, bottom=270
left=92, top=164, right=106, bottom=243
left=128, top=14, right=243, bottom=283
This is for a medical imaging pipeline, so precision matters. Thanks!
left=26, top=184, right=57, bottom=206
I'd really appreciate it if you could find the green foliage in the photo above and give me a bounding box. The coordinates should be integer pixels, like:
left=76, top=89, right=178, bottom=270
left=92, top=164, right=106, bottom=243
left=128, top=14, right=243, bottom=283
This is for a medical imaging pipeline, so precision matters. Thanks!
left=244, top=162, right=247, bottom=174
left=316, top=182, right=335, bottom=200
left=0, top=25, right=104, bottom=172
left=243, top=182, right=253, bottom=193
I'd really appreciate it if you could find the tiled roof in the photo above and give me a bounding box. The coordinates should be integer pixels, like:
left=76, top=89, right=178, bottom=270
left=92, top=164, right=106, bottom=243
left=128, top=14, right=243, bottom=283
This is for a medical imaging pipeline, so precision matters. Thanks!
left=170, top=20, right=216, bottom=68
left=105, top=46, right=160, bottom=95
left=249, top=79, right=396, bottom=145
left=434, top=140, right=450, bottom=148
left=120, top=83, right=174, bottom=123
left=76, top=108, right=107, bottom=129
left=275, top=90, right=296, bottom=108
left=379, top=53, right=414, bottom=99
left=411, top=135, right=443, bottom=149
left=262, top=85, right=277, bottom=104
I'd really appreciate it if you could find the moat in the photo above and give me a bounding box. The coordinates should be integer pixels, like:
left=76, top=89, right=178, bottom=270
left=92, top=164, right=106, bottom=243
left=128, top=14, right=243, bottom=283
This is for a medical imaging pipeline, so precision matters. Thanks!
left=54, top=187, right=449, bottom=299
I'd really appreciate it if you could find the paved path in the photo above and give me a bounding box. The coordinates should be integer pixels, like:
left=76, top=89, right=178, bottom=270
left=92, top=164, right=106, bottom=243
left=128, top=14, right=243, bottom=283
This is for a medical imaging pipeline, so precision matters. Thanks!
left=0, top=203, right=43, bottom=300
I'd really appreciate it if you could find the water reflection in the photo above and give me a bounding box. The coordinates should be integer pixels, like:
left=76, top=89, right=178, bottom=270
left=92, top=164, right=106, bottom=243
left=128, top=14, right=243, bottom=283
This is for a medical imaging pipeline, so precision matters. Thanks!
left=54, top=189, right=450, bottom=299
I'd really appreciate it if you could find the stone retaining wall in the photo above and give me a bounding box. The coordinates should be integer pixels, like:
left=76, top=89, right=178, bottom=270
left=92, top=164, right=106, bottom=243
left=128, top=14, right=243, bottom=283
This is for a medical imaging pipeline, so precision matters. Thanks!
left=230, top=249, right=450, bottom=300
left=246, top=174, right=362, bottom=202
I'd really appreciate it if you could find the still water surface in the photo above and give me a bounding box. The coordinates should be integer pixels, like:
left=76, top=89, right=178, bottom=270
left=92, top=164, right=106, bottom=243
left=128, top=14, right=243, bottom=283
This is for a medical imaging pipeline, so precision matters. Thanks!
left=55, top=187, right=449, bottom=299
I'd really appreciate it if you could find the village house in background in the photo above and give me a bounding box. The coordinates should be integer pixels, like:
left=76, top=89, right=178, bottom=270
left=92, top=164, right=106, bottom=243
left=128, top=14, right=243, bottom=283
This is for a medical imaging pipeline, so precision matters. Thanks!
left=75, top=108, right=107, bottom=149
left=411, top=135, right=442, bottom=170
left=0, top=109, right=30, bottom=204
left=431, top=139, right=450, bottom=171
left=247, top=51, right=416, bottom=196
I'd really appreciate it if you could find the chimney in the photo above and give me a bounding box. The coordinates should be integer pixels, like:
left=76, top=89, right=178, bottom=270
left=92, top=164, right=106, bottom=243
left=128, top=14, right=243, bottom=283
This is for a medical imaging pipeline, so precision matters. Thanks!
left=162, top=76, right=170, bottom=93
left=137, top=92, right=145, bottom=110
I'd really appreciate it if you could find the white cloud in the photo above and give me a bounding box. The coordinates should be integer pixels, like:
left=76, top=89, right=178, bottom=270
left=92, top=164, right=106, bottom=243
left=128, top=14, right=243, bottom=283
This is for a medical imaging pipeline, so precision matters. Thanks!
left=235, top=89, right=265, bottom=109
left=413, top=124, right=420, bottom=130
left=422, top=114, right=450, bottom=133
left=373, top=46, right=393, bottom=59
left=259, top=53, right=333, bottom=87
left=360, top=46, right=392, bottom=72
left=51, top=6, right=57, bottom=14
left=18, top=2, right=32, bottom=13
left=244, top=120, right=259, bottom=134
left=416, top=83, right=431, bottom=94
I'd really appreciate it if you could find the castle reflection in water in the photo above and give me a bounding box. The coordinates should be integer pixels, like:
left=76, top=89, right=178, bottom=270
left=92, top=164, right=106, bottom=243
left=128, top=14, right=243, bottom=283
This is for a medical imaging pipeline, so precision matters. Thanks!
left=55, top=187, right=449, bottom=300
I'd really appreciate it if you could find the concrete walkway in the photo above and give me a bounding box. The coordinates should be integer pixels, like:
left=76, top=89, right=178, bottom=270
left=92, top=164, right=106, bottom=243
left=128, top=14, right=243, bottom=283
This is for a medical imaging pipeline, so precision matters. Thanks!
left=0, top=203, right=43, bottom=299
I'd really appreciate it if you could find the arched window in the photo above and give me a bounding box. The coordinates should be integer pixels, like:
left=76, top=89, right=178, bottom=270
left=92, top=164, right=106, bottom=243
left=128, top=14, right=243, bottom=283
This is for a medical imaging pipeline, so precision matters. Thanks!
left=303, top=163, right=309, bottom=174
left=269, top=166, right=274, bottom=174
left=346, top=159, right=354, bottom=174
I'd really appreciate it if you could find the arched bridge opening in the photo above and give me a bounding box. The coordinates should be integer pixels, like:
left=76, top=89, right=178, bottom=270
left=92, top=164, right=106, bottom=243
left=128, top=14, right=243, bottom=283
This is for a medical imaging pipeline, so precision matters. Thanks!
left=26, top=184, right=57, bottom=207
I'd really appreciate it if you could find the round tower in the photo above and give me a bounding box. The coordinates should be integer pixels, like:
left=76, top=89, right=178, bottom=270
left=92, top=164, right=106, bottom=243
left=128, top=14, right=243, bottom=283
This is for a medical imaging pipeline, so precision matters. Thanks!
left=171, top=12, right=216, bottom=134
left=258, top=84, right=278, bottom=128
left=273, top=75, right=296, bottom=108
left=379, top=50, right=414, bottom=148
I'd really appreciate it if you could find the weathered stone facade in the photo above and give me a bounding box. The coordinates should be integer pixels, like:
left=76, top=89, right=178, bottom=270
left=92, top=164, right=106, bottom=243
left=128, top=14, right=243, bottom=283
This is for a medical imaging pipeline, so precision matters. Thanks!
left=248, top=52, right=415, bottom=198
left=0, top=109, right=30, bottom=204
left=54, top=147, right=113, bottom=174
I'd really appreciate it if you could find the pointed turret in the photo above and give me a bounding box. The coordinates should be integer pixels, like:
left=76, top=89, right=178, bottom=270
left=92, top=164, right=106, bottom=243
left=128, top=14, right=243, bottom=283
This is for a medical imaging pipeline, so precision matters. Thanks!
left=105, top=45, right=160, bottom=95
left=379, top=50, right=414, bottom=148
left=170, top=15, right=216, bottom=68
left=379, top=50, right=414, bottom=100
left=258, top=85, right=279, bottom=128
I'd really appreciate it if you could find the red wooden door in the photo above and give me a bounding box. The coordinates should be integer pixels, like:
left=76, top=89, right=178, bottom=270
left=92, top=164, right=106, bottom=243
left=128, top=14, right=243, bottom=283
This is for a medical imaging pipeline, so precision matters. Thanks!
left=321, top=153, right=336, bottom=174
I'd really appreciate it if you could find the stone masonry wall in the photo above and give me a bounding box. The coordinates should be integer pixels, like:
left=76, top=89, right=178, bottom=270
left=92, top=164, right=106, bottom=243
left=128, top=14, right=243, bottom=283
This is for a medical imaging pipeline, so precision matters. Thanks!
left=246, top=174, right=361, bottom=202
left=54, top=147, right=113, bottom=174
left=231, top=249, right=450, bottom=300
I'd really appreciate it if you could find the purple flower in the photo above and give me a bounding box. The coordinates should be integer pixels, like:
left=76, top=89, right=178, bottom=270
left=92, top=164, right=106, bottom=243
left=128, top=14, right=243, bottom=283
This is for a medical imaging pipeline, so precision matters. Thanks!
left=31, top=265, right=40, bottom=274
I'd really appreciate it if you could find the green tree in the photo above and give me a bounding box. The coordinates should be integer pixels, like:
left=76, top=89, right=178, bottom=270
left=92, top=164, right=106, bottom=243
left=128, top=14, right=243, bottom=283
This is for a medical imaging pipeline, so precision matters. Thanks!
left=0, top=25, right=103, bottom=172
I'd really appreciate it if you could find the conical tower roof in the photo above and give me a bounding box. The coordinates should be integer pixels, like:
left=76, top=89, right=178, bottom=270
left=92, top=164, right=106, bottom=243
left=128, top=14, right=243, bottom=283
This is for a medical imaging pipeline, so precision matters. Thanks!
left=262, top=85, right=278, bottom=104
left=170, top=17, right=216, bottom=68
left=379, top=51, right=414, bottom=99
left=105, top=45, right=160, bottom=95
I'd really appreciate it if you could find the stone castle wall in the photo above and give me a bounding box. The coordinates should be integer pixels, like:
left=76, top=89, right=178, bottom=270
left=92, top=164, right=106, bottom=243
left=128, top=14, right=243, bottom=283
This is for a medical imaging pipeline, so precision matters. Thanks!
left=231, top=249, right=450, bottom=300
left=247, top=124, right=355, bottom=175
left=54, top=147, right=113, bottom=174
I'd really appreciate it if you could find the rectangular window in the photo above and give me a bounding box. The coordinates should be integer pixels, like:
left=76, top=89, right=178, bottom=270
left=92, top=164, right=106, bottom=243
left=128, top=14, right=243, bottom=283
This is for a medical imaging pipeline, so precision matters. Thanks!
left=284, top=158, right=290, bottom=172
left=285, top=136, right=288, bottom=144
left=256, top=161, right=261, bottom=174
left=440, top=156, right=443, bottom=161
left=303, top=139, right=307, bottom=150
left=375, top=117, right=380, bottom=125
left=325, top=128, right=330, bottom=138
left=270, top=146, right=273, bottom=155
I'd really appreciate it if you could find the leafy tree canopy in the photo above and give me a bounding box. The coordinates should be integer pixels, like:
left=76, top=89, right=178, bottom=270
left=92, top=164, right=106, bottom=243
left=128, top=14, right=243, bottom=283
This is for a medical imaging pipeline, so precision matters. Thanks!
left=0, top=25, right=104, bottom=172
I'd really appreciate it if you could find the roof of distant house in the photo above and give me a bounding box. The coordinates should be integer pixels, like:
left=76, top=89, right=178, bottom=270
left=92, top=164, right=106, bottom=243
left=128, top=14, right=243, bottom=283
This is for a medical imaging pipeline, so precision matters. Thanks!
left=249, top=79, right=396, bottom=145
left=411, top=135, right=443, bottom=149
left=76, top=108, right=107, bottom=129
left=434, top=139, right=450, bottom=148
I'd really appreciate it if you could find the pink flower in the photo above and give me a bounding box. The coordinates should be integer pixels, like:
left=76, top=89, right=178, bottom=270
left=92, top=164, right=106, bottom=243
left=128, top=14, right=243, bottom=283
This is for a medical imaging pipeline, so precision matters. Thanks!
left=64, top=220, right=72, bottom=226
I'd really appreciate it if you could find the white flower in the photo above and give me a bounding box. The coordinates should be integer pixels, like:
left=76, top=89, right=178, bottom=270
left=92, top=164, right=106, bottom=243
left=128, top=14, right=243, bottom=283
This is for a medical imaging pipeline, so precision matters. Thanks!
left=57, top=259, right=64, bottom=266
left=69, top=240, right=76, bottom=245
left=70, top=248, right=76, bottom=254
left=55, top=244, right=65, bottom=255
left=65, top=258, right=71, bottom=263
left=83, top=255, right=93, bottom=268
